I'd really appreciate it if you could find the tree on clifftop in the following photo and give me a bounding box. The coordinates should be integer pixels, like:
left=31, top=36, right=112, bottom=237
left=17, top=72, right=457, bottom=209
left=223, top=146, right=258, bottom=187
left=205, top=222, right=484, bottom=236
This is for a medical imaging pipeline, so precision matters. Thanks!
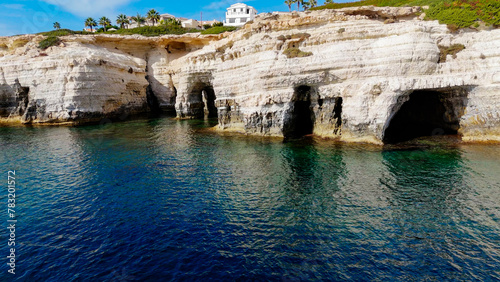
left=285, top=0, right=295, bottom=12
left=99, top=16, right=111, bottom=32
left=116, top=14, right=130, bottom=29
left=53, top=22, right=60, bottom=30
left=302, top=1, right=311, bottom=10
left=131, top=13, right=146, bottom=27
left=147, top=9, right=160, bottom=26
left=85, top=18, right=97, bottom=32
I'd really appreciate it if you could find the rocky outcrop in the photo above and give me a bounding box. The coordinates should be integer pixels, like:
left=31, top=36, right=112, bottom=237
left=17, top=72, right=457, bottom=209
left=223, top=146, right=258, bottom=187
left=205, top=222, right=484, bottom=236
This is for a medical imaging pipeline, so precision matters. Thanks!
left=0, top=33, right=220, bottom=124
left=1, top=6, right=499, bottom=144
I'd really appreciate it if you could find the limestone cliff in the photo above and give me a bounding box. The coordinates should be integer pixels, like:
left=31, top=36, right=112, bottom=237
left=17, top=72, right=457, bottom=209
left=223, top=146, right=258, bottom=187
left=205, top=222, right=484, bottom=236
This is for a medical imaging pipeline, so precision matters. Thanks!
left=1, top=6, right=499, bottom=144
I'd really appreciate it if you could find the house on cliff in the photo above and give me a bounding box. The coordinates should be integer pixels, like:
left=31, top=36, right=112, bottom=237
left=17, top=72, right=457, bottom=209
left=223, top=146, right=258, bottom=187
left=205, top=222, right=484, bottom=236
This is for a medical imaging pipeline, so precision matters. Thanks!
left=224, top=3, right=257, bottom=27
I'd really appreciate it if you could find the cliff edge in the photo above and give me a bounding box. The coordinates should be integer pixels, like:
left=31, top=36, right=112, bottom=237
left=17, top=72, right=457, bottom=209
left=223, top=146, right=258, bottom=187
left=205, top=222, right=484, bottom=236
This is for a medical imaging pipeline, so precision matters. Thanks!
left=1, top=6, right=499, bottom=144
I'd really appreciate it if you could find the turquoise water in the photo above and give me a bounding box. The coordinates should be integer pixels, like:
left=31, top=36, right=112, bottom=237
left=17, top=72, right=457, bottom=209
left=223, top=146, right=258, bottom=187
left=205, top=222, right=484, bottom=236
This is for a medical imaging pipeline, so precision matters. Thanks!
left=0, top=117, right=499, bottom=281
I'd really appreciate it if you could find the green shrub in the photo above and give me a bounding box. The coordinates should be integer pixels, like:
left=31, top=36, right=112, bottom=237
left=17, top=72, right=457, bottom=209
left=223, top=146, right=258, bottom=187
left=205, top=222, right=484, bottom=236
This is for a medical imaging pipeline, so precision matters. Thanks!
left=96, top=25, right=120, bottom=33
left=38, top=36, right=61, bottom=50
left=105, top=25, right=187, bottom=36
left=479, top=1, right=500, bottom=26
left=186, top=28, right=201, bottom=33
left=38, top=29, right=74, bottom=36
left=425, top=4, right=477, bottom=28
left=312, top=0, right=500, bottom=30
left=438, top=44, right=465, bottom=62
left=283, top=47, right=313, bottom=58
left=38, top=29, right=90, bottom=36
left=201, top=26, right=237, bottom=34
left=212, top=22, right=224, bottom=27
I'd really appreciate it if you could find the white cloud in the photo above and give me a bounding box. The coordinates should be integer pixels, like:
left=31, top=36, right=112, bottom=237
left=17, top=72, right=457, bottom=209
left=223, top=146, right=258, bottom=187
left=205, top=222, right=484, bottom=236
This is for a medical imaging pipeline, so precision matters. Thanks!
left=1, top=4, right=25, bottom=10
left=42, top=0, right=133, bottom=17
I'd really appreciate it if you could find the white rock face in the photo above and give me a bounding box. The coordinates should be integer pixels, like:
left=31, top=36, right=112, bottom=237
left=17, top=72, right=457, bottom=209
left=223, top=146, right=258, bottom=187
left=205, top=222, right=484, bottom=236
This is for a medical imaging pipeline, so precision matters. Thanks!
left=0, top=33, right=218, bottom=123
left=1, top=7, right=499, bottom=144
left=169, top=8, right=500, bottom=143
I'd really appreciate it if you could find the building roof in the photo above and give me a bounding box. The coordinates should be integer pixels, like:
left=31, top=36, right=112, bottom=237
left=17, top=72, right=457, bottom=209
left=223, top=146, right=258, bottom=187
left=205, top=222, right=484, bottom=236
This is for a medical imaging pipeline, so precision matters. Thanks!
left=160, top=13, right=176, bottom=18
left=227, top=3, right=255, bottom=9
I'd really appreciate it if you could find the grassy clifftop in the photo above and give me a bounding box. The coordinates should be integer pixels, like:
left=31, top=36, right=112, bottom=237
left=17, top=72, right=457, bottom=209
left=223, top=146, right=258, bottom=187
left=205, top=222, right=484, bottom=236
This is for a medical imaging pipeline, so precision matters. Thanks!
left=312, top=0, right=500, bottom=28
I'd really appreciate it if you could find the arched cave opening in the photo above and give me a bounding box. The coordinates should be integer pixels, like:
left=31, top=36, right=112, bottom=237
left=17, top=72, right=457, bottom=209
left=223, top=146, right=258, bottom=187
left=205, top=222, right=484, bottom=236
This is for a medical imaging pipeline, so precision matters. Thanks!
left=146, top=84, right=161, bottom=115
left=203, top=86, right=218, bottom=118
left=383, top=89, right=468, bottom=144
left=189, top=84, right=218, bottom=119
left=333, top=97, right=343, bottom=135
left=283, top=85, right=315, bottom=139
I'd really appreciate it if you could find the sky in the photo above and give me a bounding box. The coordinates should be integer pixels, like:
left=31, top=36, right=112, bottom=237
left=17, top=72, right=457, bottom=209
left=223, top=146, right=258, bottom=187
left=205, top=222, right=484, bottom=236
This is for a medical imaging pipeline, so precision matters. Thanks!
left=0, top=0, right=352, bottom=36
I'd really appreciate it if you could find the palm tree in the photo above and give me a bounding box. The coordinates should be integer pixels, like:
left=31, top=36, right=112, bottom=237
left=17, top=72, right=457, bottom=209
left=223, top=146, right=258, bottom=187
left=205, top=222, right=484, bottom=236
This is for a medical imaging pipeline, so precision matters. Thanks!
left=303, top=1, right=311, bottom=10
left=309, top=0, right=317, bottom=8
left=99, top=16, right=111, bottom=32
left=131, top=13, right=145, bottom=27
left=53, top=22, right=61, bottom=30
left=85, top=17, right=97, bottom=32
left=302, top=1, right=311, bottom=11
left=116, top=14, right=130, bottom=29
left=164, top=18, right=181, bottom=26
left=285, top=0, right=295, bottom=12
left=147, top=9, right=160, bottom=26
left=297, top=0, right=303, bottom=11
left=324, top=0, right=334, bottom=3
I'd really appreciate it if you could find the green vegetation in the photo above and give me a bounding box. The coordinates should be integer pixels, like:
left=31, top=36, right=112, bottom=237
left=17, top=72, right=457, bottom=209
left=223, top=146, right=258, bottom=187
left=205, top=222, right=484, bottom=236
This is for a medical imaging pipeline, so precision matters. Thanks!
left=311, top=0, right=500, bottom=29
left=131, top=13, right=146, bottom=27
left=105, top=25, right=187, bottom=36
left=201, top=26, right=237, bottom=34
left=45, top=9, right=237, bottom=38
left=116, top=14, right=130, bottom=29
left=438, top=44, right=465, bottom=62
left=38, top=29, right=89, bottom=36
left=283, top=47, right=313, bottom=58
left=147, top=9, right=160, bottom=26
left=96, top=25, right=119, bottom=33
left=85, top=18, right=97, bottom=32
left=99, top=17, right=111, bottom=32
left=38, top=36, right=60, bottom=50
left=162, top=18, right=181, bottom=26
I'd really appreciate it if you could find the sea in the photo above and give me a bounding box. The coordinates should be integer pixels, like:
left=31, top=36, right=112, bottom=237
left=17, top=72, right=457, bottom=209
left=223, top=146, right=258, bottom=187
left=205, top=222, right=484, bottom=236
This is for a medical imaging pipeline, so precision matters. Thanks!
left=0, top=116, right=499, bottom=281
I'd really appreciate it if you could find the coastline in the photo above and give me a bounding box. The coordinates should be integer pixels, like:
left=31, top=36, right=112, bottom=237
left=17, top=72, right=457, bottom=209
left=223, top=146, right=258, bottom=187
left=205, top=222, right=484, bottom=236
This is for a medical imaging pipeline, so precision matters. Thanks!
left=1, top=6, right=499, bottom=145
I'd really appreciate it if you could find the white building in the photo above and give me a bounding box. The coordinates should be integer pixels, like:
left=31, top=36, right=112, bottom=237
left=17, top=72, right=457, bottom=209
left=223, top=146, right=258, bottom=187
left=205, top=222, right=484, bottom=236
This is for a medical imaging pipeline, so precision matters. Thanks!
left=224, top=3, right=257, bottom=27
left=181, top=19, right=199, bottom=29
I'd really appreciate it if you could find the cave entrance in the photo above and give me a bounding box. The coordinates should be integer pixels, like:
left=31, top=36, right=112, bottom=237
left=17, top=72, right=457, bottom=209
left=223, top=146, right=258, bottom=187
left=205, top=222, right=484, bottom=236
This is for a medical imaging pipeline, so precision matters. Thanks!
left=333, top=97, right=343, bottom=135
left=284, top=85, right=315, bottom=139
left=383, top=88, right=468, bottom=144
left=189, top=84, right=218, bottom=119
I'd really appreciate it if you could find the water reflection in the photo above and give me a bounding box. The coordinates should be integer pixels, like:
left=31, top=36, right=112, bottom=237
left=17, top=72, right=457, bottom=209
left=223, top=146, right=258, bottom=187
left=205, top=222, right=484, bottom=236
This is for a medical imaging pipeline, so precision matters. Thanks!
left=0, top=119, right=499, bottom=281
left=380, top=146, right=499, bottom=280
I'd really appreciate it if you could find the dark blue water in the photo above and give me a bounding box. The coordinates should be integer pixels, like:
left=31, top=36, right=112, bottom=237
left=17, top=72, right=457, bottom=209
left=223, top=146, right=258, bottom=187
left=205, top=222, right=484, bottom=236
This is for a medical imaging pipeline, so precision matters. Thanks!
left=0, top=117, right=499, bottom=281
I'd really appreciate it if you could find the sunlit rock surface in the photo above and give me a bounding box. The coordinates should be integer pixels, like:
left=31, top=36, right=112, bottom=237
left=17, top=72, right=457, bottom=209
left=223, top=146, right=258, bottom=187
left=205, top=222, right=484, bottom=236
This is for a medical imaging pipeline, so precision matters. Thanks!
left=0, top=6, right=499, bottom=143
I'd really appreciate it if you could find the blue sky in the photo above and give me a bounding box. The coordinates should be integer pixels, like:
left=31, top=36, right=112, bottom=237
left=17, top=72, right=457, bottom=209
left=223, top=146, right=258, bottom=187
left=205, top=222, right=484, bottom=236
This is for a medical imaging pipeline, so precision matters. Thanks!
left=0, top=0, right=352, bottom=36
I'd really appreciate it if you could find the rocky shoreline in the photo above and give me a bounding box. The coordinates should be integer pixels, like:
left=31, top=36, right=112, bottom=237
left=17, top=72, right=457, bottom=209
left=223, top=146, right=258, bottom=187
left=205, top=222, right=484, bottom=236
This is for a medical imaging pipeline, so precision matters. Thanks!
left=1, top=6, right=499, bottom=144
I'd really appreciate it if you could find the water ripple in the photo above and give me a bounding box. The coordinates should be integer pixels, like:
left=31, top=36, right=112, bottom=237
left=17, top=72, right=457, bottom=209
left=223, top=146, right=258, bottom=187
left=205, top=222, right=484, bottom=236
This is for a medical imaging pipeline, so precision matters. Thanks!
left=0, top=119, right=499, bottom=280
